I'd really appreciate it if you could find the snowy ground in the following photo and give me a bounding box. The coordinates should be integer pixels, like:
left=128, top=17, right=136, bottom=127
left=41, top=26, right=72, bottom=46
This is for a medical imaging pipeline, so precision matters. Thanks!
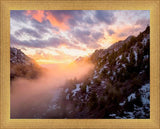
left=109, top=83, right=150, bottom=119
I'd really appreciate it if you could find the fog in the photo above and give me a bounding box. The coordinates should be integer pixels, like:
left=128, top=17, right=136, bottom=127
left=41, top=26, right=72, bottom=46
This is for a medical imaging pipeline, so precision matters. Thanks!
left=11, top=61, right=94, bottom=118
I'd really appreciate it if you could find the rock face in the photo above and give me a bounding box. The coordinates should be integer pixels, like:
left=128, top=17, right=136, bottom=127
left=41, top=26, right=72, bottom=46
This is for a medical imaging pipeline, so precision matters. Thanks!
left=10, top=47, right=42, bottom=80
left=44, top=26, right=150, bottom=119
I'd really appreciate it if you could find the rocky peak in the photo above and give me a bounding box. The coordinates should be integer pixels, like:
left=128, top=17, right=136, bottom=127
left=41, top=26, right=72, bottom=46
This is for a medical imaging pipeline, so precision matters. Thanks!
left=10, top=47, right=35, bottom=65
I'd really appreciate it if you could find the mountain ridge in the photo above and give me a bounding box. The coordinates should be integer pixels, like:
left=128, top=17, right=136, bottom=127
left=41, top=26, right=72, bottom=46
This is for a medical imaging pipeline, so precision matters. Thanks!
left=43, top=26, right=150, bottom=119
left=10, top=26, right=150, bottom=119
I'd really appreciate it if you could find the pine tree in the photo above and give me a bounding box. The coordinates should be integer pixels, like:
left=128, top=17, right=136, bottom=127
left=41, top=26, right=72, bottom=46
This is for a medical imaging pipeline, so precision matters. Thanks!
left=137, top=49, right=143, bottom=71
left=130, top=49, right=136, bottom=66
left=88, top=91, right=98, bottom=110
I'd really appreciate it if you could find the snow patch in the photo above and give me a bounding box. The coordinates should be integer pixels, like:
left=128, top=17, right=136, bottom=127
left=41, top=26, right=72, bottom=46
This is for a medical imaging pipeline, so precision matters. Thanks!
left=91, top=80, right=94, bottom=84
left=113, top=71, right=116, bottom=76
left=126, top=56, right=130, bottom=62
left=86, top=85, right=89, bottom=93
left=142, top=37, right=148, bottom=45
left=93, top=75, right=98, bottom=79
left=85, top=94, right=88, bottom=100
left=72, top=84, right=81, bottom=96
left=104, top=65, right=107, bottom=69
left=66, top=93, right=70, bottom=100
left=119, top=55, right=122, bottom=60
left=119, top=100, right=126, bottom=106
left=127, top=93, right=136, bottom=102
left=139, top=83, right=150, bottom=105
left=101, top=81, right=105, bottom=84
left=134, top=51, right=137, bottom=61
left=110, top=76, right=114, bottom=81
left=122, top=64, right=126, bottom=68
left=144, top=55, right=149, bottom=60
left=124, top=111, right=134, bottom=118
left=99, top=67, right=104, bottom=74
left=109, top=114, right=116, bottom=117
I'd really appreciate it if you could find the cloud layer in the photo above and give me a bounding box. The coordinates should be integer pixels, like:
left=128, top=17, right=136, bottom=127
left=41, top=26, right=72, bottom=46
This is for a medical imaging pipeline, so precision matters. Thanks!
left=10, top=10, right=150, bottom=64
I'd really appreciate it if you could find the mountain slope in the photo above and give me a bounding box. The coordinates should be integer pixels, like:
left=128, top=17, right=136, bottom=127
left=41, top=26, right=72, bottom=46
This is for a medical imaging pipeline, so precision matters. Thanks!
left=45, top=26, right=150, bottom=119
left=10, top=47, right=42, bottom=80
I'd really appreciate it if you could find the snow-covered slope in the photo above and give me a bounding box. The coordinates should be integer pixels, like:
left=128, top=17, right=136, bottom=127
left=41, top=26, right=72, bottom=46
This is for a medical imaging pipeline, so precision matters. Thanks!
left=109, top=83, right=150, bottom=118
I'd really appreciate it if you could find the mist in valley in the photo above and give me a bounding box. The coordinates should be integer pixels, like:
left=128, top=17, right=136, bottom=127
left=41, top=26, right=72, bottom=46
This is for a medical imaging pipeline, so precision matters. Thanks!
left=11, top=61, right=94, bottom=118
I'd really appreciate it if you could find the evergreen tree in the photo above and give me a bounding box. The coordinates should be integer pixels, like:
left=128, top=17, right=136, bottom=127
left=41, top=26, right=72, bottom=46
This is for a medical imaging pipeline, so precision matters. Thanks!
left=126, top=49, right=136, bottom=74
left=137, top=49, right=143, bottom=71
left=121, top=53, right=128, bottom=64
left=88, top=91, right=98, bottom=110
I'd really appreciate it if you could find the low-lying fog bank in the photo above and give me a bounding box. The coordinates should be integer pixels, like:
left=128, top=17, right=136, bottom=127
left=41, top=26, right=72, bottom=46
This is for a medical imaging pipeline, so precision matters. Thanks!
left=11, top=62, right=94, bottom=118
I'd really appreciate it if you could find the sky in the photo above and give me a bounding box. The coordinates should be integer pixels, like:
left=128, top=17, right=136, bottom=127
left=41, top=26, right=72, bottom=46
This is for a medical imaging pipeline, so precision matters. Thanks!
left=10, top=10, right=150, bottom=64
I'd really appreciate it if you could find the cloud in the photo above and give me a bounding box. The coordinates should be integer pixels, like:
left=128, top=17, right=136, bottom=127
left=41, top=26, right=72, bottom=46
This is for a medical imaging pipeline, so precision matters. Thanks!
left=49, top=10, right=94, bottom=29
left=25, top=10, right=45, bottom=23
left=45, top=11, right=70, bottom=30
left=135, top=18, right=150, bottom=27
left=116, top=18, right=149, bottom=38
left=11, top=10, right=58, bottom=36
left=15, top=28, right=42, bottom=39
left=48, top=10, right=83, bottom=22
left=31, top=50, right=58, bottom=60
left=10, top=10, right=27, bottom=22
left=92, top=32, right=104, bottom=40
left=73, top=29, right=90, bottom=43
left=44, top=10, right=86, bottom=30
left=84, top=17, right=94, bottom=24
left=87, top=42, right=101, bottom=49
left=73, top=29, right=104, bottom=43
left=107, top=29, right=115, bottom=36
left=10, top=34, right=84, bottom=50
left=10, top=10, right=150, bottom=62
left=68, top=19, right=77, bottom=27
left=95, top=10, right=116, bottom=25
left=118, top=33, right=127, bottom=37
left=31, top=20, right=58, bottom=34
left=15, top=10, right=72, bottom=31
left=10, top=35, right=66, bottom=48
left=72, top=29, right=103, bottom=48
left=117, top=25, right=147, bottom=38
left=67, top=11, right=97, bottom=29
left=29, top=49, right=76, bottom=64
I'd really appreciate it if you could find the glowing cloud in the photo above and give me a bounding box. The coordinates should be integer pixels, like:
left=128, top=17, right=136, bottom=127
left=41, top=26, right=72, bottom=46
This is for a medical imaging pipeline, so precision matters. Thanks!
left=25, top=10, right=45, bottom=23
left=11, top=10, right=150, bottom=64
left=46, top=12, right=70, bottom=30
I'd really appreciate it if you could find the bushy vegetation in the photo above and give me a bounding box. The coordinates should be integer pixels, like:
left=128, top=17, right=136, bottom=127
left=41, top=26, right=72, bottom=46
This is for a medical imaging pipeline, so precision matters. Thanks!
left=108, top=50, right=117, bottom=67
left=81, top=84, right=86, bottom=93
left=10, top=63, right=42, bottom=80
left=88, top=91, right=98, bottom=110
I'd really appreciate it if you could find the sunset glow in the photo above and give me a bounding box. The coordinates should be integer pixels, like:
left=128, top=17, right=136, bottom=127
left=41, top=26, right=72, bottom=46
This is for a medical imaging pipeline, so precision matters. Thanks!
left=10, top=10, right=150, bottom=65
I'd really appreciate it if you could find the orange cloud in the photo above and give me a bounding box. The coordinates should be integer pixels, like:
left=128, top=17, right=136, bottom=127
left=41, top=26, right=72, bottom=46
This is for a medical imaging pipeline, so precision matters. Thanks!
left=25, top=10, right=44, bottom=23
left=46, top=12, right=70, bottom=30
